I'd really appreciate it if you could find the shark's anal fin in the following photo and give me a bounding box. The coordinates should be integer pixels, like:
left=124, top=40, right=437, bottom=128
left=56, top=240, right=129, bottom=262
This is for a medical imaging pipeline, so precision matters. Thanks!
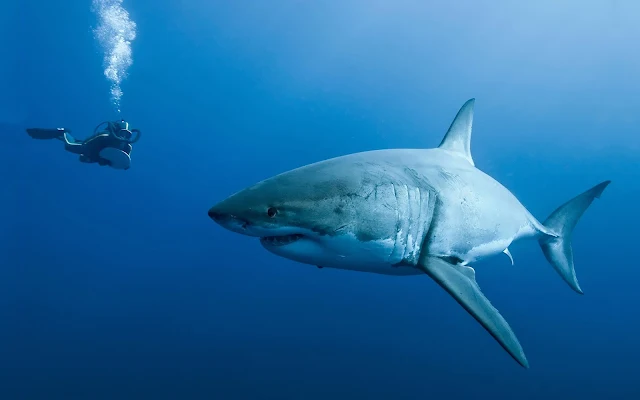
left=418, top=256, right=529, bottom=368
left=438, top=98, right=475, bottom=166
left=503, top=248, right=514, bottom=265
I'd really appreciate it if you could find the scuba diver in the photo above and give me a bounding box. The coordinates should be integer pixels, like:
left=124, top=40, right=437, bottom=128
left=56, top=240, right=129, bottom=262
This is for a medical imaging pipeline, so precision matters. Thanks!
left=26, top=120, right=141, bottom=170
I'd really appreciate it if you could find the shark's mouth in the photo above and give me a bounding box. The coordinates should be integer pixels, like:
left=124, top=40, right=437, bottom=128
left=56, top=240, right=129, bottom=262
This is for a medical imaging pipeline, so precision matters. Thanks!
left=260, top=234, right=304, bottom=247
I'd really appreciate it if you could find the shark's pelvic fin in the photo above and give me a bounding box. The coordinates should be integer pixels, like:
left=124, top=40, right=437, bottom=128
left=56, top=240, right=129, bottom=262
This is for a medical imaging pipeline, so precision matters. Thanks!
left=503, top=248, right=514, bottom=265
left=438, top=98, right=475, bottom=166
left=538, top=180, right=611, bottom=294
left=418, top=255, right=529, bottom=368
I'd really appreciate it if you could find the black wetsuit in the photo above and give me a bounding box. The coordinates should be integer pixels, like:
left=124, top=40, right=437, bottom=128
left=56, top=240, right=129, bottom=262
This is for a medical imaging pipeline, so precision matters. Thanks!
left=65, top=132, right=133, bottom=166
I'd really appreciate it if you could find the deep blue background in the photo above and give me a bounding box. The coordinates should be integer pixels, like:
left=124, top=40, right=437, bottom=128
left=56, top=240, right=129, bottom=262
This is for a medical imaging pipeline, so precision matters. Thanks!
left=2, top=0, right=639, bottom=398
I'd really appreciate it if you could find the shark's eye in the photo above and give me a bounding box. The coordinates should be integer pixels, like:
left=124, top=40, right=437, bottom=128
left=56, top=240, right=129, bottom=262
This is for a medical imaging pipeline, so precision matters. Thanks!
left=267, top=207, right=278, bottom=218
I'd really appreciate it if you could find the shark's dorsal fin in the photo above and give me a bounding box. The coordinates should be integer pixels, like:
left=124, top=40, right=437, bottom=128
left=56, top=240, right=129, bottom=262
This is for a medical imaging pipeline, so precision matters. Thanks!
left=438, top=98, right=475, bottom=166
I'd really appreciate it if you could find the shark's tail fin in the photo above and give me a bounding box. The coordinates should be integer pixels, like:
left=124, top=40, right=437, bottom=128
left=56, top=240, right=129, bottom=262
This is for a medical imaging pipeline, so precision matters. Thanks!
left=538, top=180, right=611, bottom=294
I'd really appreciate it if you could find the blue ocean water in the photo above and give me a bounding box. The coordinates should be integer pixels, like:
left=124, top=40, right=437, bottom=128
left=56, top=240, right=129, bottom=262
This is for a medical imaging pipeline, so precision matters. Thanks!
left=2, top=0, right=639, bottom=398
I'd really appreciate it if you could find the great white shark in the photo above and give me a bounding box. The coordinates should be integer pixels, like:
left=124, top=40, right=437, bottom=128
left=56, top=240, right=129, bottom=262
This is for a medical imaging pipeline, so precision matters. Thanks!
left=208, top=99, right=610, bottom=368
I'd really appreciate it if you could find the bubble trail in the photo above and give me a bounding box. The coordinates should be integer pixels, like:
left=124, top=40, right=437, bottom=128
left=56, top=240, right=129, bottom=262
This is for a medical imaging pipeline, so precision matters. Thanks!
left=92, top=0, right=137, bottom=113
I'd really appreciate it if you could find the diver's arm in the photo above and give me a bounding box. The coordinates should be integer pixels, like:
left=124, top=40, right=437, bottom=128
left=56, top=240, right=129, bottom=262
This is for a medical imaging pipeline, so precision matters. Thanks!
left=129, top=128, right=141, bottom=143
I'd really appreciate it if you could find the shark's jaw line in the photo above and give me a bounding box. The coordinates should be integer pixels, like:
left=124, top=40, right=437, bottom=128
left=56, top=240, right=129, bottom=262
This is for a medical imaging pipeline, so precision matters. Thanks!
left=260, top=233, right=304, bottom=247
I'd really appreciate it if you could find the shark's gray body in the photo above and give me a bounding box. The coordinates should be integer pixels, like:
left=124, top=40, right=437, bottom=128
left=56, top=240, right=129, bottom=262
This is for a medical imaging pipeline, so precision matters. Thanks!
left=255, top=147, right=547, bottom=276
left=208, top=99, right=610, bottom=368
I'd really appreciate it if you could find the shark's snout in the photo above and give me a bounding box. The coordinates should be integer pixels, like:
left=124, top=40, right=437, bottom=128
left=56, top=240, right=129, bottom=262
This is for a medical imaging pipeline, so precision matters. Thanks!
left=207, top=207, right=225, bottom=222
left=208, top=204, right=251, bottom=234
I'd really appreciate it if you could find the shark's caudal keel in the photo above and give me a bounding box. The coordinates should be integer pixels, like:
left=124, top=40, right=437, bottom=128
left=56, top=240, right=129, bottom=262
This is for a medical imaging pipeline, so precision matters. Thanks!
left=208, top=98, right=610, bottom=368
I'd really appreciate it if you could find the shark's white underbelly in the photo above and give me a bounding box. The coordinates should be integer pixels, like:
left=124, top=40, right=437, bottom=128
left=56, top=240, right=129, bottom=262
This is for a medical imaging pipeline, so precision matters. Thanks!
left=312, top=233, right=424, bottom=276
left=322, top=261, right=424, bottom=276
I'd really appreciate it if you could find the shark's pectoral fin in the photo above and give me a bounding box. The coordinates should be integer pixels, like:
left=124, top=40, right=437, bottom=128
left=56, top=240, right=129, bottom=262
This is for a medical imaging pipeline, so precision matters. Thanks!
left=503, top=248, right=514, bottom=265
left=418, top=256, right=528, bottom=368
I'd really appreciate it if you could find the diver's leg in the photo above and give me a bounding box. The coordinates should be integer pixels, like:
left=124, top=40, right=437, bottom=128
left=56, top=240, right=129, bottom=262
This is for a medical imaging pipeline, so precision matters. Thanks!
left=65, top=143, right=85, bottom=154
left=63, top=133, right=86, bottom=155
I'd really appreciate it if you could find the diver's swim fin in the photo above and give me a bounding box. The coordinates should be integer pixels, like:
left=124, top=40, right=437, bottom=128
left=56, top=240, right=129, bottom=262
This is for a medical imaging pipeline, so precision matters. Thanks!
left=26, top=128, right=67, bottom=140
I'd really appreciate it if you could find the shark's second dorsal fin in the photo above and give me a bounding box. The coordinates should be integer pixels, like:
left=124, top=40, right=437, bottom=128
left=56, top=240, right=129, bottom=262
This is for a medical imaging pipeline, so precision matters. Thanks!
left=438, top=98, right=475, bottom=166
